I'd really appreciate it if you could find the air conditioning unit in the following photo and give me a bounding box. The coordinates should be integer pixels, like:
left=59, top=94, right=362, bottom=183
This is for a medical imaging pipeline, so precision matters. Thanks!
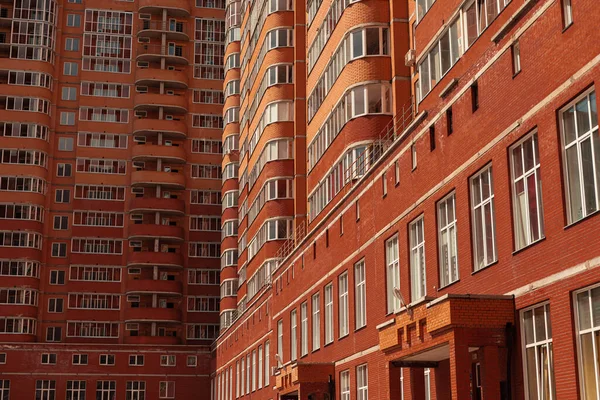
left=138, top=37, right=150, bottom=43
left=136, top=86, right=148, bottom=93
left=405, top=49, right=416, bottom=67
left=129, top=239, right=142, bottom=246
left=166, top=90, right=174, bottom=95
left=130, top=214, right=143, bottom=222
left=164, top=140, right=172, bottom=146
left=134, top=111, right=147, bottom=118
left=133, top=135, right=146, bottom=143
left=165, top=115, right=174, bottom=120
left=167, top=66, right=175, bottom=71
left=163, top=191, right=171, bottom=198
left=137, top=61, right=149, bottom=68
left=133, top=161, right=145, bottom=170
left=125, top=323, right=139, bottom=330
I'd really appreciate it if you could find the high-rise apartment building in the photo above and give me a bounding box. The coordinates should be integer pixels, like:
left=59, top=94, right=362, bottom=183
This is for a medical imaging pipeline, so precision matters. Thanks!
left=213, top=0, right=600, bottom=400
left=0, top=0, right=226, bottom=396
left=1, top=0, right=600, bottom=398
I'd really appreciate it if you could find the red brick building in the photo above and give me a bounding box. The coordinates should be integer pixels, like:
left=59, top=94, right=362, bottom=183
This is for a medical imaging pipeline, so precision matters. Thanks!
left=214, top=0, right=600, bottom=400
left=0, top=0, right=226, bottom=397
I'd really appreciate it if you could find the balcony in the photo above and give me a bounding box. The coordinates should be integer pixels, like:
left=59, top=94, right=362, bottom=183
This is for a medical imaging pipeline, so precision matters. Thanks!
left=128, top=224, right=185, bottom=242
left=135, top=67, right=188, bottom=89
left=127, top=251, right=183, bottom=268
left=130, top=197, right=185, bottom=215
left=125, top=306, right=181, bottom=322
left=124, top=335, right=180, bottom=345
left=137, top=44, right=188, bottom=65
left=134, top=91, right=187, bottom=114
left=131, top=170, right=185, bottom=189
left=126, top=279, right=183, bottom=294
left=133, top=118, right=187, bottom=138
left=132, top=143, right=186, bottom=163
left=138, top=0, right=191, bottom=17
left=138, top=20, right=189, bottom=41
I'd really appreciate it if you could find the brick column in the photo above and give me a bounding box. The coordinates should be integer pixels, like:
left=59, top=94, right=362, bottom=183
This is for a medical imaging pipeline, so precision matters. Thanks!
left=481, top=346, right=501, bottom=400
left=388, top=363, right=403, bottom=400
left=408, top=368, right=425, bottom=400
left=449, top=342, right=471, bottom=400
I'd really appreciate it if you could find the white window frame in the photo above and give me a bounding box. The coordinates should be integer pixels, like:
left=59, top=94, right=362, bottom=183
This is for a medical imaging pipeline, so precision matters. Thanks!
left=324, top=283, right=334, bottom=345
left=357, top=364, right=368, bottom=400
left=354, top=260, right=367, bottom=329
left=312, top=292, right=320, bottom=351
left=339, top=272, right=349, bottom=337
left=290, top=310, right=297, bottom=361
left=301, top=302, right=308, bottom=356
left=438, top=192, right=459, bottom=287
left=385, top=235, right=401, bottom=313
left=574, top=283, right=600, bottom=400
left=470, top=164, right=497, bottom=271
left=340, top=370, right=350, bottom=400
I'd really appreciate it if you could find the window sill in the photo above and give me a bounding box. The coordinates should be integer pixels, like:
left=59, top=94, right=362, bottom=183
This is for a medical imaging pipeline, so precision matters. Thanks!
left=512, top=236, right=545, bottom=256
left=564, top=209, right=600, bottom=230
left=471, top=260, right=498, bottom=276
left=438, top=278, right=460, bottom=291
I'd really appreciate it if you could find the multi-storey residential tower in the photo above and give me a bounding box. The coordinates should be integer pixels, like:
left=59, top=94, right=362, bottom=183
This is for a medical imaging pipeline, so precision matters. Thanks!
left=214, top=1, right=600, bottom=400
left=0, top=0, right=225, bottom=397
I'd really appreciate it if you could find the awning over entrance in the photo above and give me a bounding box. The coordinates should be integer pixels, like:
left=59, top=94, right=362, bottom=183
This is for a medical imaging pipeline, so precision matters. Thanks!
left=379, top=294, right=515, bottom=400
left=275, top=362, right=335, bottom=400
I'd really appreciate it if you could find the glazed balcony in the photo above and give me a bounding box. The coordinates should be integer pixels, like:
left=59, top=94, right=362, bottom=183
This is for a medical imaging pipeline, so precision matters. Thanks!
left=130, top=197, right=185, bottom=215
left=137, top=44, right=189, bottom=65
left=128, top=224, right=185, bottom=242
left=132, top=143, right=186, bottom=164
left=133, top=118, right=187, bottom=138
left=126, top=279, right=183, bottom=295
left=134, top=90, right=187, bottom=114
left=135, top=67, right=188, bottom=89
left=138, top=20, right=189, bottom=41
left=125, top=306, right=181, bottom=322
left=138, top=0, right=191, bottom=17
left=124, top=335, right=180, bottom=345
left=127, top=251, right=183, bottom=268
left=131, top=170, right=185, bottom=189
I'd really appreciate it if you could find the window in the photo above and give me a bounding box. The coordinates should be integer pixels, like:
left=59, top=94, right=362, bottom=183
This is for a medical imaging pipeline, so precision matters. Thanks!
left=65, top=38, right=80, bottom=51
left=60, top=111, right=76, bottom=125
left=560, top=90, right=599, bottom=224
left=51, top=242, right=67, bottom=257
left=312, top=293, right=321, bottom=351
left=438, top=193, right=459, bottom=287
left=471, top=81, right=479, bottom=112
left=301, top=302, right=308, bottom=356
left=96, top=381, right=116, bottom=400
left=411, top=144, right=417, bottom=170
left=562, top=0, right=572, bottom=28
left=355, top=260, right=367, bottom=329
left=510, top=132, right=544, bottom=250
left=53, top=216, right=68, bottom=230
left=66, top=381, right=86, bottom=400
left=521, top=303, right=555, bottom=400
left=291, top=310, right=297, bottom=360
left=385, top=236, right=401, bottom=313
left=67, top=14, right=81, bottom=27
left=59, top=137, right=74, bottom=151
left=55, top=189, right=70, bottom=203
left=57, top=163, right=72, bottom=177
left=470, top=165, right=497, bottom=271
left=36, top=381, right=55, bottom=399
left=47, top=328, right=61, bottom=344
left=338, top=272, right=349, bottom=337
left=187, top=356, right=197, bottom=367
left=159, top=381, right=175, bottom=399
left=62, top=87, right=77, bottom=101
left=236, top=361, right=240, bottom=398
left=277, top=320, right=283, bottom=366
left=410, top=216, right=426, bottom=301
left=129, top=355, right=144, bottom=366
left=357, top=364, right=368, bottom=400
left=127, top=382, right=146, bottom=400
left=0, top=380, right=9, bottom=400
left=161, top=355, right=176, bottom=366
left=258, top=346, right=263, bottom=388
left=265, top=340, right=270, bottom=386
left=447, top=107, right=453, bottom=135
left=48, top=298, right=63, bottom=313
left=64, top=62, right=78, bottom=76
left=324, top=284, right=334, bottom=344
left=512, top=41, right=521, bottom=75
left=50, top=270, right=65, bottom=284
left=340, top=370, right=350, bottom=400
left=575, top=284, right=600, bottom=399
left=41, top=353, right=57, bottom=364
left=429, top=126, right=436, bottom=151
left=240, top=357, right=245, bottom=396
left=416, top=0, right=435, bottom=20
left=72, top=354, right=88, bottom=365
left=99, top=354, right=115, bottom=365
left=246, top=354, right=250, bottom=394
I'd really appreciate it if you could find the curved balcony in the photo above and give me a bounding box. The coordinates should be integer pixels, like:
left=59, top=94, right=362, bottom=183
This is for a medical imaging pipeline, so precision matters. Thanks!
left=128, top=251, right=184, bottom=268
left=128, top=224, right=185, bottom=242
left=126, top=279, right=183, bottom=295
left=133, top=118, right=187, bottom=138
left=131, top=170, right=185, bottom=189
left=132, top=143, right=186, bottom=164
left=135, top=67, right=188, bottom=89
left=137, top=44, right=189, bottom=65
left=125, top=307, right=181, bottom=322
left=138, top=20, right=189, bottom=41
left=124, top=335, right=180, bottom=345
left=130, top=197, right=185, bottom=215
left=138, top=0, right=191, bottom=16
left=134, top=92, right=187, bottom=114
